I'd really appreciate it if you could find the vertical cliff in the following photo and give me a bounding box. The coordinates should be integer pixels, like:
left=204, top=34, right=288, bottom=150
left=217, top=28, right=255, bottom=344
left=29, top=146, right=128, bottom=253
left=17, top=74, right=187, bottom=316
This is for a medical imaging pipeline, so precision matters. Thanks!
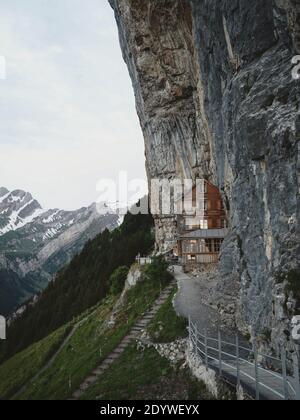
left=110, top=0, right=300, bottom=351
left=109, top=0, right=214, bottom=251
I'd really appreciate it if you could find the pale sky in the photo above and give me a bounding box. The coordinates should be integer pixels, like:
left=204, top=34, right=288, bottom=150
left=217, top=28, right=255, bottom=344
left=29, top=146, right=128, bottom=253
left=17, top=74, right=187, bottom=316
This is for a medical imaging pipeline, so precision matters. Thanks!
left=0, top=0, right=147, bottom=210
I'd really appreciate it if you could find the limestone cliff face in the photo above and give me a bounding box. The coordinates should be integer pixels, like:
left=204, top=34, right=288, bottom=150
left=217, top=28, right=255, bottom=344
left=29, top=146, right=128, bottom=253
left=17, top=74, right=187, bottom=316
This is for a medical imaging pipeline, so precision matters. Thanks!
left=110, top=0, right=300, bottom=351
left=109, top=0, right=213, bottom=252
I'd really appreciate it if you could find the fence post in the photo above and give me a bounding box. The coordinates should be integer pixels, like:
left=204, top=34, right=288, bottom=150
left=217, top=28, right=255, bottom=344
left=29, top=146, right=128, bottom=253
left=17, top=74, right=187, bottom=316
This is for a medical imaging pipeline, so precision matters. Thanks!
left=195, top=323, right=199, bottom=358
left=236, top=334, right=240, bottom=389
left=218, top=330, right=222, bottom=376
left=253, top=340, right=260, bottom=401
left=281, top=348, right=288, bottom=400
left=204, top=329, right=208, bottom=368
left=293, top=346, right=300, bottom=401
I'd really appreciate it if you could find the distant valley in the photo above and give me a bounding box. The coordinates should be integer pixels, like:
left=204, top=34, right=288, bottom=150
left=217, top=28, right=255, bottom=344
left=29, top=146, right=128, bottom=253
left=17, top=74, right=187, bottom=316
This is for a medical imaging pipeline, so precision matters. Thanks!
left=0, top=187, right=119, bottom=315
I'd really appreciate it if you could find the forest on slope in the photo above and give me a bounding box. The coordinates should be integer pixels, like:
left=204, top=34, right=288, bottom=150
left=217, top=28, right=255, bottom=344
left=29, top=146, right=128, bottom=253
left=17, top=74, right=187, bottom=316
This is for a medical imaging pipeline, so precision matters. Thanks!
left=0, top=209, right=154, bottom=363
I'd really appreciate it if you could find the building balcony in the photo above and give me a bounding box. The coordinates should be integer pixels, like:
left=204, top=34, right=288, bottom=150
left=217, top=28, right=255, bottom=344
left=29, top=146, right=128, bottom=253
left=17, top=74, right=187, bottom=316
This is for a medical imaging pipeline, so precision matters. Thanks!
left=179, top=228, right=229, bottom=240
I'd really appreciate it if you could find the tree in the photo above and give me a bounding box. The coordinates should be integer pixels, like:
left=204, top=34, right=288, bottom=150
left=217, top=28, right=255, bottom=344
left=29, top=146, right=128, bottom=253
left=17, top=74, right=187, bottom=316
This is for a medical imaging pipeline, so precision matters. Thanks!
left=109, top=266, right=130, bottom=295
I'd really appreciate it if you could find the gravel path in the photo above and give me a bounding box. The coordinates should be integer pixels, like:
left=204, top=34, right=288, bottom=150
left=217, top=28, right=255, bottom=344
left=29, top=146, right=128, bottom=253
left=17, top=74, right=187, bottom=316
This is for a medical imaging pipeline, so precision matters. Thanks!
left=173, top=266, right=248, bottom=346
left=173, top=266, right=221, bottom=335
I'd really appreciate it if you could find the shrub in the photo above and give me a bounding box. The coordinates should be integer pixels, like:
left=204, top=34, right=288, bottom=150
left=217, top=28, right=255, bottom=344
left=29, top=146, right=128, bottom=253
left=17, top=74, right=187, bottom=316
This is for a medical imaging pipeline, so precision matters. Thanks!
left=143, top=256, right=172, bottom=288
left=109, top=266, right=130, bottom=295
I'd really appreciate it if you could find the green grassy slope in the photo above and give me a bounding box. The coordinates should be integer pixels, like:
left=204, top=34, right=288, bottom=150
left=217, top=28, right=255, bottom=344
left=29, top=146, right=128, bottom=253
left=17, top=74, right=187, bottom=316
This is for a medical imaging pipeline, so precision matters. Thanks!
left=80, top=292, right=209, bottom=401
left=81, top=343, right=213, bottom=401
left=81, top=287, right=212, bottom=400
left=0, top=323, right=72, bottom=400
left=147, top=288, right=188, bottom=343
left=0, top=263, right=170, bottom=400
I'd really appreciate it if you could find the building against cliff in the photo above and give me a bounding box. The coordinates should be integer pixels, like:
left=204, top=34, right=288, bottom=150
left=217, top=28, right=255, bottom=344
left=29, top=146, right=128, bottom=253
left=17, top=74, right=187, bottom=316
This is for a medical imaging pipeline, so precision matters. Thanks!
left=174, top=180, right=228, bottom=266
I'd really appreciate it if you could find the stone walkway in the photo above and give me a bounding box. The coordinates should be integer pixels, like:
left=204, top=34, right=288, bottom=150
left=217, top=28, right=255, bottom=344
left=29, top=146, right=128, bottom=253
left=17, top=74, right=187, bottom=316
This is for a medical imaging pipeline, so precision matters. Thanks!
left=173, top=266, right=224, bottom=337
left=173, top=266, right=249, bottom=353
left=71, top=280, right=176, bottom=400
left=172, top=267, right=295, bottom=400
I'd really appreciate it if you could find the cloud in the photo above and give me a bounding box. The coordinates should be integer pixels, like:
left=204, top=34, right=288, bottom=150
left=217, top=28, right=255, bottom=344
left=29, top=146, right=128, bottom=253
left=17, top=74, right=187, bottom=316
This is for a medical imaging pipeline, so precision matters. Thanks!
left=0, top=0, right=146, bottom=210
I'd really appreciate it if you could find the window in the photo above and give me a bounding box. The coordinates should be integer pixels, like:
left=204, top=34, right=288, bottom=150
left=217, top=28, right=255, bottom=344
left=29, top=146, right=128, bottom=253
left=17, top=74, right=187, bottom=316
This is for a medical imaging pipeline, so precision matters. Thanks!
left=200, top=220, right=208, bottom=229
left=190, top=240, right=198, bottom=253
left=206, top=239, right=214, bottom=253
left=214, top=239, right=223, bottom=253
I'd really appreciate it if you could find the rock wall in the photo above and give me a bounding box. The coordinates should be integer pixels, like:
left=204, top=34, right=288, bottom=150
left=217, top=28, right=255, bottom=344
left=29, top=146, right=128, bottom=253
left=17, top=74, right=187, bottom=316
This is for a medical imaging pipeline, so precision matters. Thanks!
left=109, top=0, right=213, bottom=252
left=109, top=0, right=300, bottom=351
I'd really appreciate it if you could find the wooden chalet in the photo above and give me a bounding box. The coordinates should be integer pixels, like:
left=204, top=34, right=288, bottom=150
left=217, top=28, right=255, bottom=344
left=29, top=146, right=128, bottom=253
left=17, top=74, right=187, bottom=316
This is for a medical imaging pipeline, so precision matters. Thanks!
left=174, top=180, right=228, bottom=265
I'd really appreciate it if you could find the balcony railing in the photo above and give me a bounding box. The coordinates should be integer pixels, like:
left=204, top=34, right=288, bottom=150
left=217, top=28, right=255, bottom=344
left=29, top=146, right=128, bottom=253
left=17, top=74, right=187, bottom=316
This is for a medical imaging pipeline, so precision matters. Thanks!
left=180, top=228, right=229, bottom=239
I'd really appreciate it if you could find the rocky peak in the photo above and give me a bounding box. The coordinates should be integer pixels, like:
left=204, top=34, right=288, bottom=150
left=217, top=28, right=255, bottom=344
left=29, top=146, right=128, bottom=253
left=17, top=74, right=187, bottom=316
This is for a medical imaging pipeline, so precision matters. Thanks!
left=0, top=188, right=43, bottom=235
left=0, top=187, right=9, bottom=198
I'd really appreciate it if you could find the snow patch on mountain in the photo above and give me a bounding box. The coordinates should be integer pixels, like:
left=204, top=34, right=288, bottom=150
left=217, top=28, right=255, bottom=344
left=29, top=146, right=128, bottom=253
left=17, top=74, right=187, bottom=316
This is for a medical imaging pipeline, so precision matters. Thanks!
left=0, top=187, right=121, bottom=315
left=0, top=189, right=46, bottom=235
left=42, top=210, right=60, bottom=224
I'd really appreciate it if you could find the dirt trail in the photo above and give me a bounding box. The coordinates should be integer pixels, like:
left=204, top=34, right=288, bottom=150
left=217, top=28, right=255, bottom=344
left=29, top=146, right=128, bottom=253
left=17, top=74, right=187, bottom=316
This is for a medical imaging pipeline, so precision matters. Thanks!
left=12, top=314, right=91, bottom=400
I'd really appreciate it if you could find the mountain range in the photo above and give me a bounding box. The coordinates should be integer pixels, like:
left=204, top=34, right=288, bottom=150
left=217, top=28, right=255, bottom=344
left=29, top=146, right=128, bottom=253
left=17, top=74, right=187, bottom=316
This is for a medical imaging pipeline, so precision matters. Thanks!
left=0, top=187, right=120, bottom=315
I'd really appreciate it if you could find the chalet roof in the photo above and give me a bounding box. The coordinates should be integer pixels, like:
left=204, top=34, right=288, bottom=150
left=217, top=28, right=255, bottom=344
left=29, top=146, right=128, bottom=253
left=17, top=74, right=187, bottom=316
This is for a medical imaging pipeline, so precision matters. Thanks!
left=179, top=228, right=228, bottom=240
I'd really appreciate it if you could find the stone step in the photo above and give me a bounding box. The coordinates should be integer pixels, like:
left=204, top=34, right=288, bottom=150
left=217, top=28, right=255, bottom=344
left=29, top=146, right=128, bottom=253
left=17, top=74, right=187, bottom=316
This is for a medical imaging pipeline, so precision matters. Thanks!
left=79, top=383, right=90, bottom=391
left=107, top=353, right=121, bottom=361
left=137, top=318, right=151, bottom=323
left=93, top=368, right=104, bottom=375
left=135, top=322, right=149, bottom=327
left=113, top=347, right=125, bottom=354
left=122, top=334, right=136, bottom=340
left=101, top=359, right=114, bottom=368
left=120, top=336, right=136, bottom=347
left=85, top=375, right=98, bottom=384
left=155, top=299, right=166, bottom=305
left=155, top=298, right=164, bottom=304
left=72, top=391, right=83, bottom=399
left=122, top=335, right=133, bottom=341
left=133, top=324, right=146, bottom=330
left=129, top=330, right=141, bottom=335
